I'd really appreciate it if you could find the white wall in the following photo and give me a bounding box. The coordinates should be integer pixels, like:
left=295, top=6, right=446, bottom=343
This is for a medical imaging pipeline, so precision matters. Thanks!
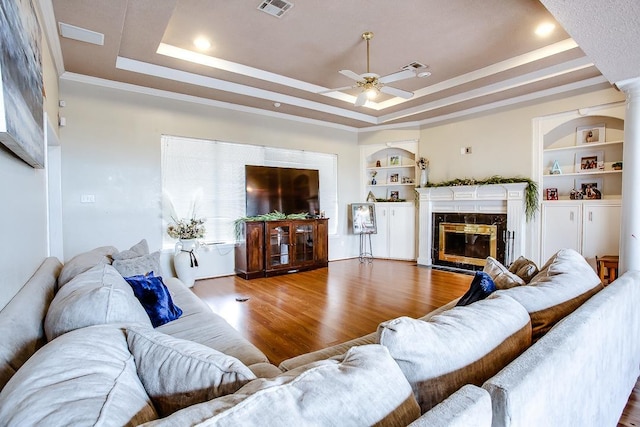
left=0, top=12, right=59, bottom=310
left=58, top=79, right=361, bottom=266
left=419, top=88, right=625, bottom=183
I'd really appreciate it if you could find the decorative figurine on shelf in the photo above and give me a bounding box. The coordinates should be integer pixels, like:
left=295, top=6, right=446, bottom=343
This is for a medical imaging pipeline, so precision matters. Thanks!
left=375, top=160, right=381, bottom=167
left=370, top=170, right=377, bottom=185
left=550, top=160, right=562, bottom=175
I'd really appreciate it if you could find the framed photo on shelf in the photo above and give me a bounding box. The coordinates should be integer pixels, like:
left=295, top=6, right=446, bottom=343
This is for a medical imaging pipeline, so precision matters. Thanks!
left=388, top=173, right=399, bottom=183
left=545, top=188, right=559, bottom=200
left=351, top=203, right=377, bottom=234
left=388, top=154, right=401, bottom=166
left=576, top=124, right=605, bottom=145
left=575, top=177, right=603, bottom=200
left=575, top=150, right=604, bottom=173
left=388, top=190, right=400, bottom=201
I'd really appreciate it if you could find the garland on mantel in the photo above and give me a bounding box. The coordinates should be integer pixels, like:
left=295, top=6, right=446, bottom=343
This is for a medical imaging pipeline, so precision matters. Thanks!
left=421, top=176, right=539, bottom=221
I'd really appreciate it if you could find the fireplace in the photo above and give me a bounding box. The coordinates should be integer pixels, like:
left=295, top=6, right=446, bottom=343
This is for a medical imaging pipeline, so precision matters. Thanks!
left=432, top=213, right=508, bottom=271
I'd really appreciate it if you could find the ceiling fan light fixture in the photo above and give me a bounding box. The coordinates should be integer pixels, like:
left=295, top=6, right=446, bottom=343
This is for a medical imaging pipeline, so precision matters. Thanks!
left=366, top=87, right=378, bottom=99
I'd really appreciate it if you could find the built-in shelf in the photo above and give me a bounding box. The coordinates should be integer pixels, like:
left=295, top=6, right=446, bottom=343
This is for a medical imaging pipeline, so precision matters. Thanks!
left=543, top=140, right=623, bottom=153
left=543, top=169, right=623, bottom=178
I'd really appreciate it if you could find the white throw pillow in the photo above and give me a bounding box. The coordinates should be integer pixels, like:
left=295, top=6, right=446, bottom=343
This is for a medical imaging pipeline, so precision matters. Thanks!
left=57, top=245, right=118, bottom=287
left=126, top=326, right=257, bottom=417
left=113, top=239, right=150, bottom=260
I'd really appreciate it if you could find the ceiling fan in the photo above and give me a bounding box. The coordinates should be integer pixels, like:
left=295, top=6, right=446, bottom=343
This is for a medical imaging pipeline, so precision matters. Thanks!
left=321, top=31, right=417, bottom=107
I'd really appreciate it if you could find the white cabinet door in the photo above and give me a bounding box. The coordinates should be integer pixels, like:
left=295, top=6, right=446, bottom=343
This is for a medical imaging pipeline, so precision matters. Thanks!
left=582, top=204, right=621, bottom=269
left=389, top=205, right=415, bottom=260
left=541, top=203, right=581, bottom=263
left=371, top=204, right=389, bottom=258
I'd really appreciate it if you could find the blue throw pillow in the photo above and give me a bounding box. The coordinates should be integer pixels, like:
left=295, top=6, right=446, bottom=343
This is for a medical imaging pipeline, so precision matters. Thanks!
left=124, top=272, right=183, bottom=327
left=455, top=271, right=496, bottom=307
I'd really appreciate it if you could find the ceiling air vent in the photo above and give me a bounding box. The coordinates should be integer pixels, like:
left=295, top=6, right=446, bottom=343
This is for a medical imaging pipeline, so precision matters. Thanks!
left=402, top=61, right=428, bottom=71
left=257, top=0, right=293, bottom=18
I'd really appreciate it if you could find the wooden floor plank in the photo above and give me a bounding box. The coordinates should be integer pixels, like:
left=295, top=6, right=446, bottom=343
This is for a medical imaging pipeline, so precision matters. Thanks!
left=192, top=258, right=639, bottom=425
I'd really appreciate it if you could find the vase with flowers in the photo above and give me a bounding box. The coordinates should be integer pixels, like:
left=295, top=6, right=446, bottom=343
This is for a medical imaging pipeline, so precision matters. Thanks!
left=370, top=170, right=377, bottom=185
left=167, top=217, right=206, bottom=287
left=416, top=157, right=429, bottom=187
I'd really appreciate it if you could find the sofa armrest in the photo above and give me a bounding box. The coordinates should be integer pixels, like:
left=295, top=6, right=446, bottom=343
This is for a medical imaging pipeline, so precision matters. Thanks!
left=483, top=271, right=640, bottom=427
left=408, top=385, right=492, bottom=427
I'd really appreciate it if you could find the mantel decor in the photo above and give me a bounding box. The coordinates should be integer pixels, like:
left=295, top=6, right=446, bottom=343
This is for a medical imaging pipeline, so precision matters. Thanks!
left=420, top=176, right=539, bottom=220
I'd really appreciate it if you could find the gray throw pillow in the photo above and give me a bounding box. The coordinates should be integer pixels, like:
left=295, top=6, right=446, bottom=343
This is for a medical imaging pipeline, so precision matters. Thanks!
left=113, top=251, right=162, bottom=277
left=113, top=239, right=150, bottom=260
left=126, top=326, right=256, bottom=417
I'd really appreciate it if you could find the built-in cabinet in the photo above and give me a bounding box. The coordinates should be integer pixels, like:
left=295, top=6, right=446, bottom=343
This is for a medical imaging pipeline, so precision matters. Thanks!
left=234, top=219, right=328, bottom=279
left=541, top=200, right=621, bottom=270
left=360, top=141, right=418, bottom=261
left=370, top=202, right=416, bottom=260
left=535, top=102, right=625, bottom=267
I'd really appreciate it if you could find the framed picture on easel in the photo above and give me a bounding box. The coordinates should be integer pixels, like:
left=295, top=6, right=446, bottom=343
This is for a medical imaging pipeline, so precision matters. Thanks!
left=351, top=203, right=377, bottom=234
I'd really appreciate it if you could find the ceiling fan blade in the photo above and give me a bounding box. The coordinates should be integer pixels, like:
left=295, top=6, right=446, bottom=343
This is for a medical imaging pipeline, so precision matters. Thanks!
left=339, top=69, right=363, bottom=82
left=317, top=85, right=355, bottom=94
left=378, top=69, right=416, bottom=84
left=380, top=85, right=414, bottom=99
left=354, top=91, right=368, bottom=107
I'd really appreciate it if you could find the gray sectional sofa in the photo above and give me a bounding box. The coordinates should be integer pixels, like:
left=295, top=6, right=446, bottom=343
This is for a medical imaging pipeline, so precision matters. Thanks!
left=0, top=245, right=638, bottom=426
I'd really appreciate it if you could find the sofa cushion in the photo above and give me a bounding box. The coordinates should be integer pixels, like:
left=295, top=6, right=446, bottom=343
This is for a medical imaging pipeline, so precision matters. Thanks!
left=45, top=264, right=151, bottom=340
left=456, top=271, right=496, bottom=306
left=127, top=326, right=256, bottom=417
left=0, top=257, right=62, bottom=391
left=140, top=345, right=420, bottom=427
left=124, top=272, right=182, bottom=327
left=377, top=293, right=531, bottom=413
left=58, top=245, right=118, bottom=287
left=113, top=251, right=162, bottom=278
left=0, top=325, right=157, bottom=426
left=494, top=248, right=603, bottom=340
left=483, top=257, right=525, bottom=289
left=114, top=239, right=150, bottom=260
left=508, top=256, right=539, bottom=283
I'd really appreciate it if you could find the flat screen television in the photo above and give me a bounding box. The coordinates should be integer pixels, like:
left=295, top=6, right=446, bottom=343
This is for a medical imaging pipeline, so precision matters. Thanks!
left=245, top=165, right=320, bottom=217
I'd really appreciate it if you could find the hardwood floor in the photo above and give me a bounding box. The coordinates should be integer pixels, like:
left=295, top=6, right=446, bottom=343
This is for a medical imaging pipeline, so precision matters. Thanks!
left=192, top=258, right=640, bottom=425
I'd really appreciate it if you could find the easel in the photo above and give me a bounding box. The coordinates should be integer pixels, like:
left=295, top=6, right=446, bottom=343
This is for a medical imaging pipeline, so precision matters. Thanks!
left=359, top=232, right=373, bottom=263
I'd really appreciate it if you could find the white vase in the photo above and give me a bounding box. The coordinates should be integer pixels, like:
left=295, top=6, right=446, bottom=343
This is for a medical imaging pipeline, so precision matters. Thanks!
left=419, top=169, right=428, bottom=187
left=174, top=239, right=200, bottom=287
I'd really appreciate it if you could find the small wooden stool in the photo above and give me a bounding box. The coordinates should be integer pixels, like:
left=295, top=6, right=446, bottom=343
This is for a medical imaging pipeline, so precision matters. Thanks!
left=596, top=255, right=619, bottom=285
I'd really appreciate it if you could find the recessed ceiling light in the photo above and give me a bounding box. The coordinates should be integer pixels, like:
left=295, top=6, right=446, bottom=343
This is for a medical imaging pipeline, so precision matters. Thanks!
left=535, top=22, right=556, bottom=37
left=193, top=37, right=211, bottom=51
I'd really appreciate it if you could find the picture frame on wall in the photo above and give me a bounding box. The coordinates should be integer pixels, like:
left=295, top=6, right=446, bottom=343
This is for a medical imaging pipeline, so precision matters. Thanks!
left=575, top=177, right=603, bottom=200
left=0, top=0, right=44, bottom=168
left=388, top=154, right=401, bottom=166
left=576, top=124, right=605, bottom=145
left=575, top=150, right=604, bottom=173
left=351, top=203, right=377, bottom=234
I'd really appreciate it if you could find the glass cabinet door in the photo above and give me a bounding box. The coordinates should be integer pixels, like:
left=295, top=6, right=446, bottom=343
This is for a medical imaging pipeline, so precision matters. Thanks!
left=267, top=224, right=291, bottom=268
left=294, top=222, right=315, bottom=265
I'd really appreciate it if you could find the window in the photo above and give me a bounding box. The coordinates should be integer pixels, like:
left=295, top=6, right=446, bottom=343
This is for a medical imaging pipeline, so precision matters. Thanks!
left=161, top=135, right=337, bottom=246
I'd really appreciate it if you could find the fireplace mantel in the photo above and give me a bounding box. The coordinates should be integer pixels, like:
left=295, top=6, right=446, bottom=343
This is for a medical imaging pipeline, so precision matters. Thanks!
left=415, top=183, right=528, bottom=267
